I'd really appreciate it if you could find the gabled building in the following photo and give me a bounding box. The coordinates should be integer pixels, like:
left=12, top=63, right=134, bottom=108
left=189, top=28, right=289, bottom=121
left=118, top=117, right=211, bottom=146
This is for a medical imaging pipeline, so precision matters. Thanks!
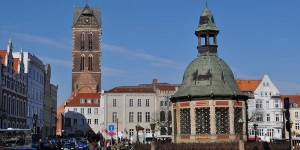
left=281, top=95, right=300, bottom=138
left=0, top=38, right=27, bottom=129
left=237, top=75, right=283, bottom=140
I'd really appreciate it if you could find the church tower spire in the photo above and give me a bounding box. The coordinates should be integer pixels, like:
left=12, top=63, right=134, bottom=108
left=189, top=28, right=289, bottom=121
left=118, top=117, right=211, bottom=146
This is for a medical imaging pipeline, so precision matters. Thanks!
left=195, top=4, right=219, bottom=56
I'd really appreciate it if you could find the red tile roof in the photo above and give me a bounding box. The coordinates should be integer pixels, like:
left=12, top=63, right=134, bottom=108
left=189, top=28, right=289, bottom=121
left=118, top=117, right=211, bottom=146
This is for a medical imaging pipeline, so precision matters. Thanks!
left=0, top=50, right=7, bottom=64
left=236, top=80, right=261, bottom=92
left=106, top=86, right=155, bottom=93
left=13, top=58, right=19, bottom=73
left=155, top=84, right=179, bottom=91
left=65, top=93, right=101, bottom=107
left=281, top=95, right=300, bottom=108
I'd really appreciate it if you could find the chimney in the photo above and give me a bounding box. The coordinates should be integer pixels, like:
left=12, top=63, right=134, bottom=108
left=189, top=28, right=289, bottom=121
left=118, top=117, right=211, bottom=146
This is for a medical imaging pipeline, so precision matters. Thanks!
left=153, top=79, right=157, bottom=84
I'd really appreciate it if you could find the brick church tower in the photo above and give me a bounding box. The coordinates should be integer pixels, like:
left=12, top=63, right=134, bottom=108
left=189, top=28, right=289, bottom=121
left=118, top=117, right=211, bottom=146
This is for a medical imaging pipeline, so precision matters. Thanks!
left=72, top=4, right=101, bottom=95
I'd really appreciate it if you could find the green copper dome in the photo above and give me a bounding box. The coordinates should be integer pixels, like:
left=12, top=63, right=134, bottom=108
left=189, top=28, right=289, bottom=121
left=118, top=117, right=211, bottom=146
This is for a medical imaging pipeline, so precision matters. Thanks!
left=172, top=54, right=247, bottom=101
left=171, top=4, right=247, bottom=102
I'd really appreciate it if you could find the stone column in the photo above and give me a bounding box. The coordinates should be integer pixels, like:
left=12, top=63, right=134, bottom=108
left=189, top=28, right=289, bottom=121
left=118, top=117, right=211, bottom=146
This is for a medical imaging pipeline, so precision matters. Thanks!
left=176, top=103, right=180, bottom=143
left=210, top=101, right=216, bottom=140
left=190, top=101, right=196, bottom=140
left=229, top=101, right=235, bottom=140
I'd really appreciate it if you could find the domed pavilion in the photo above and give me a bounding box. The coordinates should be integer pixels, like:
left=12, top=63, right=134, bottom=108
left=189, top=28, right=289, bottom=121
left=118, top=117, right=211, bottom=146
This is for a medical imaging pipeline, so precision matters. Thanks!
left=170, top=4, right=248, bottom=143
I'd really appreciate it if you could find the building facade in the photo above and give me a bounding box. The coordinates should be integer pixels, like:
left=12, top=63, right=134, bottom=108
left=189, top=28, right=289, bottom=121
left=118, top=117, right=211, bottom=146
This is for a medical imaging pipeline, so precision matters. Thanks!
left=170, top=5, right=248, bottom=143
left=104, top=84, right=157, bottom=141
left=238, top=75, right=283, bottom=140
left=13, top=51, right=45, bottom=139
left=61, top=4, right=102, bottom=137
left=0, top=38, right=27, bottom=129
left=281, top=95, right=300, bottom=139
left=44, top=64, right=58, bottom=137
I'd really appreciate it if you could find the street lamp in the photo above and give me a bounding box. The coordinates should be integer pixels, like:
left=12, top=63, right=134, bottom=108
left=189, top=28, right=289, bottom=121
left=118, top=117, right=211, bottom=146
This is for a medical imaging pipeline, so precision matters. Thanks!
left=253, top=123, right=258, bottom=141
left=33, top=114, right=38, bottom=142
left=150, top=122, right=156, bottom=141
left=238, top=118, right=244, bottom=140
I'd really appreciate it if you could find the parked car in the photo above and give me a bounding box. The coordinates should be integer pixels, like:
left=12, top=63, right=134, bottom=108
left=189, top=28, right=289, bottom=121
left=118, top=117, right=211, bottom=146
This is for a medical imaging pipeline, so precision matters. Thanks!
left=61, top=141, right=78, bottom=150
left=77, top=140, right=89, bottom=150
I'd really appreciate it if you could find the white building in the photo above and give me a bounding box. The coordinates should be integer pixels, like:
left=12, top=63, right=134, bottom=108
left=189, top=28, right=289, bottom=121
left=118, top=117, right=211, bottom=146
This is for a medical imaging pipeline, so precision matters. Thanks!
left=104, top=84, right=157, bottom=142
left=237, top=75, right=283, bottom=141
left=63, top=93, right=101, bottom=137
left=13, top=52, right=45, bottom=136
left=103, top=79, right=179, bottom=142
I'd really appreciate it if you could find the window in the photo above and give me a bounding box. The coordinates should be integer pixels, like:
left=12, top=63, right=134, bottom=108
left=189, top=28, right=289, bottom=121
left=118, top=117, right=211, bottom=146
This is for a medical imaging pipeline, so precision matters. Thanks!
left=267, top=129, right=273, bottom=137
left=95, top=119, right=98, bottom=125
left=82, top=119, right=85, bottom=125
left=87, top=99, right=92, bottom=104
left=88, top=108, right=91, bottom=114
left=165, top=101, right=168, bottom=107
left=275, top=100, right=279, bottom=108
left=88, top=55, right=93, bottom=71
left=129, top=112, right=134, bottom=122
left=112, top=112, right=118, bottom=122
left=146, top=129, right=150, bottom=133
left=73, top=108, right=77, bottom=112
left=129, top=129, right=134, bottom=137
left=266, top=101, right=269, bottom=109
left=81, top=108, right=84, bottom=114
left=87, top=119, right=91, bottom=124
left=145, top=112, right=150, bottom=122
left=94, top=99, right=98, bottom=104
left=113, top=99, right=116, bottom=107
left=73, top=119, right=77, bottom=125
left=160, top=101, right=163, bottom=107
left=138, top=99, right=141, bottom=106
left=276, top=114, right=279, bottom=121
left=81, top=32, right=85, bottom=50
left=94, top=108, right=98, bottom=114
left=146, top=99, right=149, bottom=107
left=80, top=55, right=85, bottom=71
left=160, top=111, right=165, bottom=121
left=256, top=114, right=263, bottom=121
left=88, top=33, right=93, bottom=50
left=137, top=112, right=142, bottom=122
left=129, top=99, right=133, bottom=107
left=256, top=100, right=262, bottom=109
left=296, top=112, right=299, bottom=118
left=296, top=123, right=300, bottom=130
left=267, top=114, right=270, bottom=122
left=80, top=98, right=85, bottom=104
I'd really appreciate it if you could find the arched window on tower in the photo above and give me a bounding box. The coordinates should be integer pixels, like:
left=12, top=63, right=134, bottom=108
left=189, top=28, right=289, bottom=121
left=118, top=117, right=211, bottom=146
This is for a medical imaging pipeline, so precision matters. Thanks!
left=88, top=33, right=93, bottom=51
left=88, top=55, right=93, bottom=71
left=160, top=111, right=165, bottom=122
left=80, top=55, right=85, bottom=71
left=81, top=32, right=85, bottom=51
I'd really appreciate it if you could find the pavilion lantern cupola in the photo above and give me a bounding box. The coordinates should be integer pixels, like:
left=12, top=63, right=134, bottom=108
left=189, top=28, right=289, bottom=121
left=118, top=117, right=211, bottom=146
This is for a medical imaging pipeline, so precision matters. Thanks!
left=170, top=4, right=248, bottom=143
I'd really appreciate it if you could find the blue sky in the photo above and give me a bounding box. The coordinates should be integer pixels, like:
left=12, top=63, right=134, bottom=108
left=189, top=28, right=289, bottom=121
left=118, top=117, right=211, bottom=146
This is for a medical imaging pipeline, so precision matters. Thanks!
left=1, top=0, right=300, bottom=106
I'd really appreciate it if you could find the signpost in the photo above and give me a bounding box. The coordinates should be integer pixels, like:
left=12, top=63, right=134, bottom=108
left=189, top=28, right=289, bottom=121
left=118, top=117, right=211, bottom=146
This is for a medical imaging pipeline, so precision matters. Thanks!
left=109, top=124, right=114, bottom=131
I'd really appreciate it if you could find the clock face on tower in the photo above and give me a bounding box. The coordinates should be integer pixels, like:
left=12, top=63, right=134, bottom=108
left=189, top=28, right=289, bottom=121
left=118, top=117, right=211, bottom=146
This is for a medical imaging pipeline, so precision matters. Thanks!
left=82, top=17, right=92, bottom=25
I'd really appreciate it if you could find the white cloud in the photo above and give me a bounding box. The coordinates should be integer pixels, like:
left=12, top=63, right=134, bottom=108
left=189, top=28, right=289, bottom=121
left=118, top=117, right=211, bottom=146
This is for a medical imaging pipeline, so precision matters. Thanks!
left=38, top=56, right=71, bottom=67
left=13, top=32, right=71, bottom=51
left=102, top=43, right=185, bottom=69
left=102, top=67, right=124, bottom=76
left=102, top=43, right=127, bottom=53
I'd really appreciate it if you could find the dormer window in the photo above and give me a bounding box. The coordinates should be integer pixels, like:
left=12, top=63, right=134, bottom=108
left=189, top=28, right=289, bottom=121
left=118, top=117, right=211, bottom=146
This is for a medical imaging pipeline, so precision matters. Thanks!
left=87, top=98, right=92, bottom=104
left=94, top=99, right=98, bottom=104
left=80, top=98, right=85, bottom=104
